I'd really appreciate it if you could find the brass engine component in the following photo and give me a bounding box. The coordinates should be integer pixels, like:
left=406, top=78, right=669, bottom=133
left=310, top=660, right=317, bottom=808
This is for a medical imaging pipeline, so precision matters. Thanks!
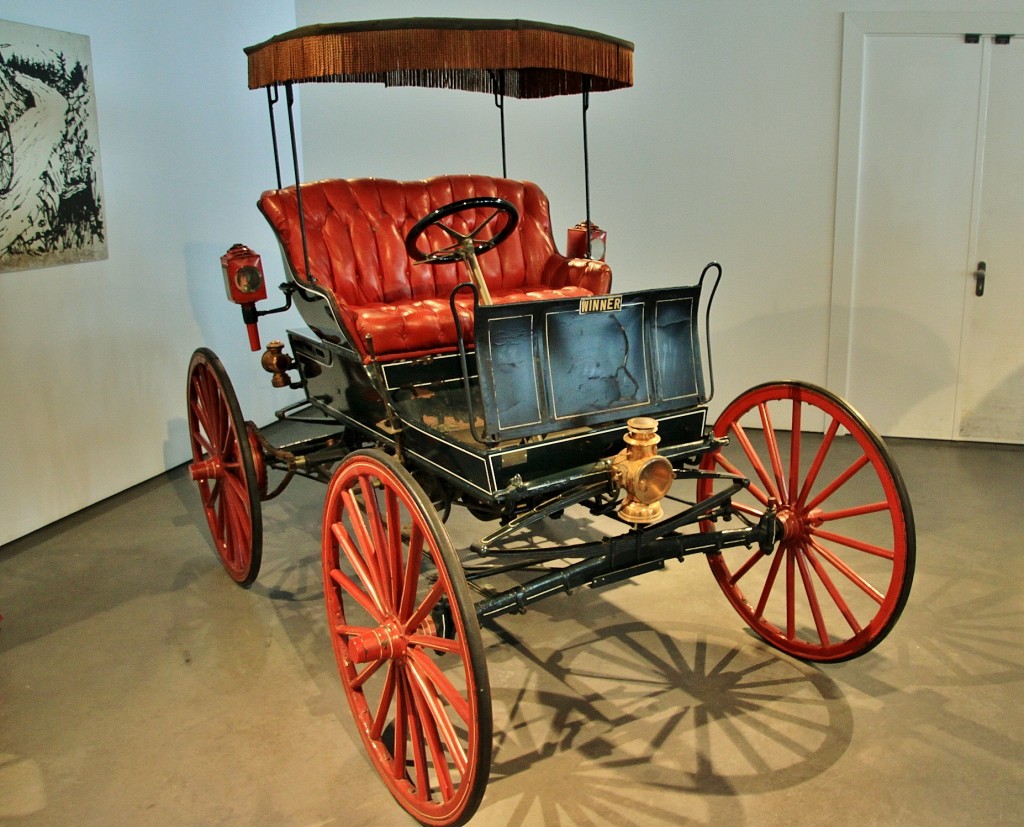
left=611, top=417, right=674, bottom=524
left=261, top=340, right=295, bottom=388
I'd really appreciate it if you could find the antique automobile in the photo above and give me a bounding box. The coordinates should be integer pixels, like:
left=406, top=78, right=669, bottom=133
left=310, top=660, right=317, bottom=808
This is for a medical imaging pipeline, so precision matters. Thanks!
left=185, top=18, right=914, bottom=826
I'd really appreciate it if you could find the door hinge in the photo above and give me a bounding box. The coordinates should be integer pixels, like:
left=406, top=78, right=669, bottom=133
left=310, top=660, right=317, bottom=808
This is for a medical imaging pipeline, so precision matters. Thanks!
left=964, top=33, right=1014, bottom=44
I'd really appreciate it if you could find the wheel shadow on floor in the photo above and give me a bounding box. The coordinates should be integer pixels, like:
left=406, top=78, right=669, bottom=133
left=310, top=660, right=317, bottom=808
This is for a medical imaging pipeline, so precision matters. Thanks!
left=476, top=608, right=854, bottom=826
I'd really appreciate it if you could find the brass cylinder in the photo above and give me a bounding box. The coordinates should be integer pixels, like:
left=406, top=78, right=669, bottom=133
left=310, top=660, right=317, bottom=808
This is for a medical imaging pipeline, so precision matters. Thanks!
left=612, top=417, right=673, bottom=524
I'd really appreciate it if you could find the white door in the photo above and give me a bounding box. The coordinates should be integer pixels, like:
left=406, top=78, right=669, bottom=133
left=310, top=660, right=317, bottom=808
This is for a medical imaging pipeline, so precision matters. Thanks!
left=828, top=14, right=1024, bottom=443
left=955, top=37, right=1024, bottom=442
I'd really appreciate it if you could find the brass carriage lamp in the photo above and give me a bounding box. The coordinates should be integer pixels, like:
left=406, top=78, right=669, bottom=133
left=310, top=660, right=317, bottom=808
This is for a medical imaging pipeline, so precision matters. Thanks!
left=611, top=417, right=674, bottom=524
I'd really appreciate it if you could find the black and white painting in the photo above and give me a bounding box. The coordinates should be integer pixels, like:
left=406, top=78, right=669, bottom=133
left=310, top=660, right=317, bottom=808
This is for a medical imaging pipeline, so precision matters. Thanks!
left=0, top=20, right=106, bottom=272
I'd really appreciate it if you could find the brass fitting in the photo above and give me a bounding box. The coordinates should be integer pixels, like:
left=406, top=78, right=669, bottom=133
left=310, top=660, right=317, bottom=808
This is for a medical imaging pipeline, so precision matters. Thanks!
left=261, top=340, right=294, bottom=388
left=611, top=417, right=674, bottom=524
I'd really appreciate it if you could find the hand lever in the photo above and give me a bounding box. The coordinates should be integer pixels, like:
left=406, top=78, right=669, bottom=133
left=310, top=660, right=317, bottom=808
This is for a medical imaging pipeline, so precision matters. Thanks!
left=974, top=261, right=986, bottom=297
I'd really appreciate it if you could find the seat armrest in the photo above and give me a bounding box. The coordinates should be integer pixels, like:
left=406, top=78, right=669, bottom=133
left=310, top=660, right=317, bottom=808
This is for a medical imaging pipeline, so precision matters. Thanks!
left=542, top=256, right=613, bottom=295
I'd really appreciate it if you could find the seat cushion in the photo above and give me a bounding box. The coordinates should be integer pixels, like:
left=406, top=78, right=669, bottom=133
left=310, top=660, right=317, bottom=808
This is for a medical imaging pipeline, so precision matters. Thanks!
left=259, top=175, right=612, bottom=360
left=354, top=285, right=593, bottom=361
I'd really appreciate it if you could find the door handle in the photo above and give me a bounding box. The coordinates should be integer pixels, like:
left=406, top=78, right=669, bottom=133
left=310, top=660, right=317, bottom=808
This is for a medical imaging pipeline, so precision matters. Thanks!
left=973, top=261, right=986, bottom=297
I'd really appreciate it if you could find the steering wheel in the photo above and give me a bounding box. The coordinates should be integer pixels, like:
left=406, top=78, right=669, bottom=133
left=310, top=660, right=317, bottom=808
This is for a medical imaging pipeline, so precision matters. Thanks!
left=405, top=197, right=519, bottom=264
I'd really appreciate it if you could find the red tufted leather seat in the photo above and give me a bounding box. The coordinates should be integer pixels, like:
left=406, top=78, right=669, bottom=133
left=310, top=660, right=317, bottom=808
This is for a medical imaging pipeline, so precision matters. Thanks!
left=259, top=175, right=612, bottom=361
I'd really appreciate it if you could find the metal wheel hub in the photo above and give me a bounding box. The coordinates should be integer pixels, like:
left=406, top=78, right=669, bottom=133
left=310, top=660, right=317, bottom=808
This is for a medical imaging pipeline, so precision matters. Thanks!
left=348, top=617, right=407, bottom=663
left=189, top=456, right=225, bottom=481
left=775, top=505, right=824, bottom=543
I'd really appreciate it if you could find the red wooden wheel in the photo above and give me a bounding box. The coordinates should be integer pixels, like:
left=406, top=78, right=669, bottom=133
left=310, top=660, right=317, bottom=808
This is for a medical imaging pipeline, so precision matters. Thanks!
left=186, top=348, right=263, bottom=586
left=322, top=450, right=491, bottom=827
left=698, top=381, right=914, bottom=662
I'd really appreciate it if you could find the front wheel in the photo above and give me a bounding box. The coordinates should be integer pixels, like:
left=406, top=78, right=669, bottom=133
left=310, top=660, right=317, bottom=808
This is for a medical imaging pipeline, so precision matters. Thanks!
left=322, top=450, right=491, bottom=826
left=698, top=381, right=914, bottom=662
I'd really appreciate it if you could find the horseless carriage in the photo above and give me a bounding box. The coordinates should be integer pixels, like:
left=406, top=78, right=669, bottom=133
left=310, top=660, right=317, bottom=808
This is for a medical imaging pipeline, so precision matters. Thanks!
left=185, top=19, right=914, bottom=826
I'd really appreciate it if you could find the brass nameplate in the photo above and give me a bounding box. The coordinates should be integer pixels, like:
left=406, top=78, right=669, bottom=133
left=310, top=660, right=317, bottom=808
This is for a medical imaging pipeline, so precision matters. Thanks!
left=579, top=295, right=623, bottom=313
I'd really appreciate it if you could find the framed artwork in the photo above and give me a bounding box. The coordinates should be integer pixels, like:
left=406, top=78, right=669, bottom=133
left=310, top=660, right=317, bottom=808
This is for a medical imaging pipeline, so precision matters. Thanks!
left=0, top=19, right=107, bottom=272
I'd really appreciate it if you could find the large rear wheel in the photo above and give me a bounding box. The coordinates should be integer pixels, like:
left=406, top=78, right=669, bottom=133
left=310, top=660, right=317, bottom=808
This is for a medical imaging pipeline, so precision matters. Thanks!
left=186, top=348, right=263, bottom=586
left=698, top=381, right=914, bottom=662
left=322, top=450, right=491, bottom=826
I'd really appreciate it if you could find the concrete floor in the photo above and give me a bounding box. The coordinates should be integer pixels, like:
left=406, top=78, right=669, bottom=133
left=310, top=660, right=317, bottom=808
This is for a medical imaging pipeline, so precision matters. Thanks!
left=1, top=436, right=1023, bottom=826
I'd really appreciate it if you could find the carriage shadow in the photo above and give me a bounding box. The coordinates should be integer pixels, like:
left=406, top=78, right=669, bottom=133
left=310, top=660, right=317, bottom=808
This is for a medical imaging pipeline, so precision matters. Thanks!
left=475, top=607, right=853, bottom=825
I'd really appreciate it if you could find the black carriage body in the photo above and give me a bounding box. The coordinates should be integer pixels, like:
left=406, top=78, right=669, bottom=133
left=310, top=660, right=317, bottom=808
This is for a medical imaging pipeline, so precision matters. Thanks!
left=286, top=283, right=713, bottom=505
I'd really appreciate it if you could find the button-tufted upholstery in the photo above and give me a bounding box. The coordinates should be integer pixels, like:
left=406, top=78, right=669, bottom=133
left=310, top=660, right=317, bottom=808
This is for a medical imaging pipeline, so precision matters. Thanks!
left=258, top=175, right=612, bottom=361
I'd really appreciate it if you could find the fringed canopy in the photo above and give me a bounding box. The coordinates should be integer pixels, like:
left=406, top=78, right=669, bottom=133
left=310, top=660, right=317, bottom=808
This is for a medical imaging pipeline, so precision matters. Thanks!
left=245, top=17, right=633, bottom=98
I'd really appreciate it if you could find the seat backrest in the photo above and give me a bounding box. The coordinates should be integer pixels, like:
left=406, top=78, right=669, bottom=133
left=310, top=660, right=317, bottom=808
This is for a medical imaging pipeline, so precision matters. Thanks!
left=258, top=175, right=561, bottom=307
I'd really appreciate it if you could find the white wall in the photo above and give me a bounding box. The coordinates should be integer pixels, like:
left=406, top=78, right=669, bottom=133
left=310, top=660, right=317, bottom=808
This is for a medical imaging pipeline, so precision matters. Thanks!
left=296, top=0, right=1023, bottom=415
left=3, top=0, right=1022, bottom=544
left=0, top=1, right=299, bottom=544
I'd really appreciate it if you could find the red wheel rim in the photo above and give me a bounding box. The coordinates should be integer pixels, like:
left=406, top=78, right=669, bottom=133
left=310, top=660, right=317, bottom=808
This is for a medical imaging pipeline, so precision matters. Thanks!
left=322, top=450, right=490, bottom=827
left=186, top=349, right=262, bottom=586
left=245, top=421, right=268, bottom=497
left=698, top=382, right=914, bottom=662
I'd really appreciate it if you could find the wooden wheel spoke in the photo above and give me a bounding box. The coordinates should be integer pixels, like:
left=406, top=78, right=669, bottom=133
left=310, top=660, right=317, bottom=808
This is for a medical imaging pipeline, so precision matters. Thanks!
left=352, top=657, right=386, bottom=691
left=407, top=634, right=463, bottom=655
left=727, top=547, right=769, bottom=587
left=818, top=500, right=891, bottom=521
left=794, top=545, right=830, bottom=646
left=809, top=539, right=886, bottom=605
left=732, top=501, right=766, bottom=519
left=754, top=548, right=786, bottom=618
left=391, top=681, right=410, bottom=781
left=332, top=520, right=387, bottom=613
left=342, top=487, right=387, bottom=601
left=797, top=417, right=841, bottom=508
left=757, top=402, right=789, bottom=502
left=407, top=647, right=471, bottom=725
left=399, top=525, right=426, bottom=621
left=386, top=489, right=404, bottom=608
left=407, top=662, right=463, bottom=791
left=730, top=421, right=781, bottom=501
left=786, top=546, right=796, bottom=638
left=714, top=452, right=771, bottom=507
left=407, top=578, right=446, bottom=633
left=360, top=475, right=394, bottom=592
left=407, top=694, right=433, bottom=802
left=370, top=663, right=398, bottom=737
left=221, top=465, right=249, bottom=508
left=805, top=453, right=871, bottom=512
left=188, top=397, right=216, bottom=455
left=224, top=499, right=250, bottom=565
left=811, top=526, right=895, bottom=560
left=802, top=543, right=864, bottom=634
left=330, top=567, right=385, bottom=624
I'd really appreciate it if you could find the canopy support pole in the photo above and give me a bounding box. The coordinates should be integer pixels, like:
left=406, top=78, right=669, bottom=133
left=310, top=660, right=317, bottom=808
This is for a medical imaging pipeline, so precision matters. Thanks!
left=491, top=70, right=507, bottom=177
left=582, top=75, right=592, bottom=258
left=284, top=82, right=312, bottom=283
left=266, top=85, right=282, bottom=190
